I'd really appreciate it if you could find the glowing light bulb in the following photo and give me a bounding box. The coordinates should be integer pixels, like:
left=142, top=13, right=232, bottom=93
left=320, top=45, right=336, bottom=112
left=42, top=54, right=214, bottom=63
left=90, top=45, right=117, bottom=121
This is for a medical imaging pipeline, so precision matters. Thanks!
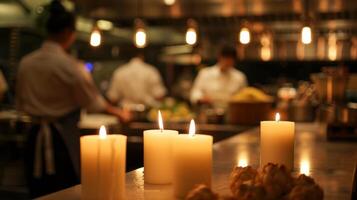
left=275, top=113, right=280, bottom=122
left=301, top=26, right=312, bottom=44
left=90, top=29, right=101, bottom=47
left=186, top=28, right=197, bottom=45
left=158, top=110, right=164, bottom=131
left=135, top=28, right=147, bottom=48
left=239, top=27, right=250, bottom=44
left=164, top=0, right=175, bottom=6
left=99, top=125, right=107, bottom=139
left=188, top=119, right=196, bottom=137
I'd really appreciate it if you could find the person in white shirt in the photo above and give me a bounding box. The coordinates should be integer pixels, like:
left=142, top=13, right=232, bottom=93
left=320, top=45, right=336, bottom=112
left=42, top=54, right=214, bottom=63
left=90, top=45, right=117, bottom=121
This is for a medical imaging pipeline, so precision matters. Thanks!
left=191, top=45, right=248, bottom=105
left=16, top=1, right=129, bottom=197
left=107, top=52, right=167, bottom=107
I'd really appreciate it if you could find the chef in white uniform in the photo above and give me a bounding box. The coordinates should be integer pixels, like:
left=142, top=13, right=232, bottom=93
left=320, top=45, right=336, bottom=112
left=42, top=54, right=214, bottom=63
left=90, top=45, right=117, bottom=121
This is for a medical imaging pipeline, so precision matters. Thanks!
left=191, top=45, right=248, bottom=105
left=107, top=51, right=167, bottom=107
left=16, top=1, right=129, bottom=197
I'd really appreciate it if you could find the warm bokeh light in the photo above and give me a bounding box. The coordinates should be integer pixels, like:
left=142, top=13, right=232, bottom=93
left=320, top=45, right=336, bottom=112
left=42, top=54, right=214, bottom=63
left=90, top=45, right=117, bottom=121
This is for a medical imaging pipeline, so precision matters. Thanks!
left=90, top=29, right=101, bottom=47
left=301, top=26, right=312, bottom=44
left=185, top=28, right=197, bottom=45
left=99, top=125, right=107, bottom=139
left=328, top=33, right=337, bottom=61
left=260, top=34, right=272, bottom=61
left=189, top=119, right=196, bottom=137
left=163, top=0, right=175, bottom=6
left=158, top=110, right=164, bottom=130
left=275, top=113, right=280, bottom=122
left=97, top=20, right=113, bottom=31
left=260, top=46, right=272, bottom=61
left=135, top=28, right=147, bottom=48
left=239, top=27, right=250, bottom=44
left=300, top=160, right=310, bottom=176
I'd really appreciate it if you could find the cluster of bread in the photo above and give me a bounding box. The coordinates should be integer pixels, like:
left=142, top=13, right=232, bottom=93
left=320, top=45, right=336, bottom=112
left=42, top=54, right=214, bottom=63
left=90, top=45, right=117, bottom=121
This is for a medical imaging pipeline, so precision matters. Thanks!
left=185, top=163, right=323, bottom=200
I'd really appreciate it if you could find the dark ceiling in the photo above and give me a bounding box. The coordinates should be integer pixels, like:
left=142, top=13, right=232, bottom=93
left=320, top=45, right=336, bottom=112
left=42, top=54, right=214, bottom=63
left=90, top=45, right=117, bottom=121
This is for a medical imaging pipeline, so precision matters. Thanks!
left=75, top=0, right=357, bottom=21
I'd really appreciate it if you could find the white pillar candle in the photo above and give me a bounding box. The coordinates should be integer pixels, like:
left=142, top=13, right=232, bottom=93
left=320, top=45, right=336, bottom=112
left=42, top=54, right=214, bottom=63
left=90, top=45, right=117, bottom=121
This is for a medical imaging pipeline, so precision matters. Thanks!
left=81, top=126, right=127, bottom=200
left=260, top=113, right=295, bottom=170
left=173, top=120, right=213, bottom=198
left=144, top=110, right=178, bottom=184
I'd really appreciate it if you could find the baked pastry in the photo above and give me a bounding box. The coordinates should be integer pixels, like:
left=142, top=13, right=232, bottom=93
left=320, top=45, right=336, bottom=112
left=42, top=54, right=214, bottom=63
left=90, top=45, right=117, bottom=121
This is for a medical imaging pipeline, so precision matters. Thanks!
left=260, top=163, right=294, bottom=200
left=287, top=175, right=323, bottom=200
left=230, top=166, right=266, bottom=200
left=185, top=184, right=219, bottom=200
left=186, top=164, right=323, bottom=200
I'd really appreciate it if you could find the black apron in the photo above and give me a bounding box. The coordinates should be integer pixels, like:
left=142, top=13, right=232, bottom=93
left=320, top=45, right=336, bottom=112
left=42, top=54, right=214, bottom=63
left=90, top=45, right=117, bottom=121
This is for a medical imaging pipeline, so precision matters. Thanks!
left=24, top=110, right=81, bottom=198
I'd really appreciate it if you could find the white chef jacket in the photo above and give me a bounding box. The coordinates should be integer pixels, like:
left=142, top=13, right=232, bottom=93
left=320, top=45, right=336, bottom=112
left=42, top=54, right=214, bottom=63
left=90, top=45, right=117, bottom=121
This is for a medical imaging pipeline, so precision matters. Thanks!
left=107, top=57, right=167, bottom=106
left=16, top=41, right=106, bottom=118
left=190, top=65, right=247, bottom=104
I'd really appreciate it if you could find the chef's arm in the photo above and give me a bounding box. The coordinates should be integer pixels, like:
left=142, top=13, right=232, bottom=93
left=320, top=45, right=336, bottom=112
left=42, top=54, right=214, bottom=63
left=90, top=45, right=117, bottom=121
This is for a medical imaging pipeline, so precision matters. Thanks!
left=105, top=103, right=131, bottom=123
left=72, top=68, right=131, bottom=122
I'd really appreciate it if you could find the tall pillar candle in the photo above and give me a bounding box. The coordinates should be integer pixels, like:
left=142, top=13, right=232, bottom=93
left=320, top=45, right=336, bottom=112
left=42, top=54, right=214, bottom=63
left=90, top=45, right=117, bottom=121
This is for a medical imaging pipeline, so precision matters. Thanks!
left=260, top=113, right=295, bottom=170
left=81, top=126, right=127, bottom=200
left=173, top=120, right=213, bottom=198
left=144, top=111, right=178, bottom=184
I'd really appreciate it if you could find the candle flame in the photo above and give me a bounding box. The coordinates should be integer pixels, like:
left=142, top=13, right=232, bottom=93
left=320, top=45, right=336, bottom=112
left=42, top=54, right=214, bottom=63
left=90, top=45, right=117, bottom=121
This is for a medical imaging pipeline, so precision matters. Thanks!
left=237, top=151, right=249, bottom=167
left=300, top=160, right=310, bottom=176
left=189, top=119, right=195, bottom=137
left=238, top=159, right=248, bottom=167
left=158, top=110, right=164, bottom=131
left=99, top=125, right=107, bottom=139
left=275, top=113, right=280, bottom=122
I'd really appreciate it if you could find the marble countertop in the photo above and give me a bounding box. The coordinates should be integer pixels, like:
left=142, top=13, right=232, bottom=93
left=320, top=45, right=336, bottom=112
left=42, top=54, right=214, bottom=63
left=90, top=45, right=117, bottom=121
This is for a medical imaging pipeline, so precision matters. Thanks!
left=38, top=123, right=357, bottom=200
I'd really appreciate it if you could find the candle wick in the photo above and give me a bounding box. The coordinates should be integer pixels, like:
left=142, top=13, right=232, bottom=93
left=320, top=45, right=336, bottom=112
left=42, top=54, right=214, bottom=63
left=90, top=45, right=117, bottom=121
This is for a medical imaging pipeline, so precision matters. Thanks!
left=160, top=128, right=163, bottom=133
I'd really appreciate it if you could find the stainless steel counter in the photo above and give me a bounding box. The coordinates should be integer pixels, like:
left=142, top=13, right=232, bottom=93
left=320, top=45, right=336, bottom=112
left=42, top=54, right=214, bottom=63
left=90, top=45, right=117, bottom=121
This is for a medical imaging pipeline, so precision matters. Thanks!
left=38, top=123, right=357, bottom=200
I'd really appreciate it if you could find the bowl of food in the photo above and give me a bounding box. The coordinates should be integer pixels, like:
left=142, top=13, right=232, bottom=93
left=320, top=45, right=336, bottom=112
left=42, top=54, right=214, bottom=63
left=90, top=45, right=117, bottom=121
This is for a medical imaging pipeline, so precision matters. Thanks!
left=147, top=98, right=194, bottom=123
left=227, top=87, right=274, bottom=125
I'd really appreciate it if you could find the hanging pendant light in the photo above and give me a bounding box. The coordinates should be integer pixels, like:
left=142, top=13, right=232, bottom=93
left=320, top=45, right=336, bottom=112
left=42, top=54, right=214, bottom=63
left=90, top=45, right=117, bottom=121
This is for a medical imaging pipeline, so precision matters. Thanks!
left=260, top=34, right=272, bottom=61
left=185, top=19, right=198, bottom=45
left=301, top=0, right=313, bottom=45
left=239, top=27, right=250, bottom=44
left=134, top=19, right=147, bottom=48
left=90, top=26, right=101, bottom=47
left=301, top=26, right=312, bottom=44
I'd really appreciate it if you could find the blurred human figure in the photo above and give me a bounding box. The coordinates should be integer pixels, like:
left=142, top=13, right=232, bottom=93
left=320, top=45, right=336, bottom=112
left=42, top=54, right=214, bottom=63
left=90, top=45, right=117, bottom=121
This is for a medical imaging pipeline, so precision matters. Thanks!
left=16, top=1, right=129, bottom=198
left=107, top=50, right=167, bottom=107
left=190, top=45, right=247, bottom=105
